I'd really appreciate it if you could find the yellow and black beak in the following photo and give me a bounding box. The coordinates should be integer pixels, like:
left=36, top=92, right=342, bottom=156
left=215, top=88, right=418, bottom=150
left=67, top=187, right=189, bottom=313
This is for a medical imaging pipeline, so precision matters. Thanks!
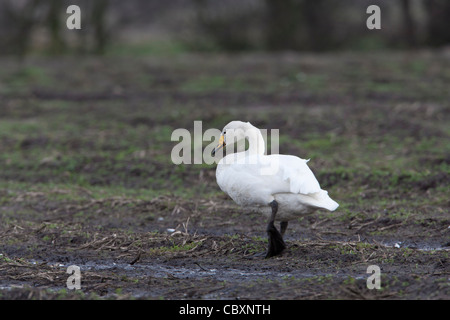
left=211, top=134, right=226, bottom=156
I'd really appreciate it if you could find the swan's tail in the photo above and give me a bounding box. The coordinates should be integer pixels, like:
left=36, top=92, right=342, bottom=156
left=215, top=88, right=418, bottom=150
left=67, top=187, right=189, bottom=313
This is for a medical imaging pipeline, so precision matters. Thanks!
left=310, top=190, right=339, bottom=211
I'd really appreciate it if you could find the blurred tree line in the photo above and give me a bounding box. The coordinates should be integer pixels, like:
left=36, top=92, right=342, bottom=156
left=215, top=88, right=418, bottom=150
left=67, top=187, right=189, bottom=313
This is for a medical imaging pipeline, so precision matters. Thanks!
left=193, top=0, right=450, bottom=51
left=0, top=0, right=449, bottom=56
left=0, top=0, right=110, bottom=56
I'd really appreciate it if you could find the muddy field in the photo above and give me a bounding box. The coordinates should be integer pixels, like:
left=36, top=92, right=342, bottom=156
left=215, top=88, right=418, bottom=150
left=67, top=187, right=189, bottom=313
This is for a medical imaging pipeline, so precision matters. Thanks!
left=0, top=51, right=449, bottom=300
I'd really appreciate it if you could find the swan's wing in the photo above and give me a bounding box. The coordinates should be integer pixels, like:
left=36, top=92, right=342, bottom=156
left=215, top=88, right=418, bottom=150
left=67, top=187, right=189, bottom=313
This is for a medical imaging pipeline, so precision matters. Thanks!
left=264, top=155, right=338, bottom=211
left=217, top=153, right=338, bottom=210
left=259, top=154, right=320, bottom=194
left=220, top=153, right=321, bottom=195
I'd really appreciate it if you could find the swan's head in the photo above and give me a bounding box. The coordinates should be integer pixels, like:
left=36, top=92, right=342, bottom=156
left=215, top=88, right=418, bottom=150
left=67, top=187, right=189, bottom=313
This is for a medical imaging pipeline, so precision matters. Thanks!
left=211, top=121, right=261, bottom=156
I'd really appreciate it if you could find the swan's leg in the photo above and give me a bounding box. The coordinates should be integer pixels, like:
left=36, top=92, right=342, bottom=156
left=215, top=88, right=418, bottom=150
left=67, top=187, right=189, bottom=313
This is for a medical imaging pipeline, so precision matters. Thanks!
left=265, top=200, right=286, bottom=258
left=280, top=221, right=288, bottom=237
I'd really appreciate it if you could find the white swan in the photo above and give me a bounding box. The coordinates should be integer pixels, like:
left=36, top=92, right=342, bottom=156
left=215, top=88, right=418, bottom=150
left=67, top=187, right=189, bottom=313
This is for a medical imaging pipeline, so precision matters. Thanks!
left=212, top=121, right=339, bottom=258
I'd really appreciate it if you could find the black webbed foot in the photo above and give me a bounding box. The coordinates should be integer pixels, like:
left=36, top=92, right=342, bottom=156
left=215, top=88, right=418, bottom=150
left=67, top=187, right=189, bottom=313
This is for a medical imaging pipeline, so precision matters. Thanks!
left=265, top=200, right=286, bottom=258
left=265, top=220, right=286, bottom=258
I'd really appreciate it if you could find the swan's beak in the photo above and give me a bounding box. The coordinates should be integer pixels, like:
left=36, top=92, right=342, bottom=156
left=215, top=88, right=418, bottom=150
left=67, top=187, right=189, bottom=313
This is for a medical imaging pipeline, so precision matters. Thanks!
left=211, top=134, right=225, bottom=156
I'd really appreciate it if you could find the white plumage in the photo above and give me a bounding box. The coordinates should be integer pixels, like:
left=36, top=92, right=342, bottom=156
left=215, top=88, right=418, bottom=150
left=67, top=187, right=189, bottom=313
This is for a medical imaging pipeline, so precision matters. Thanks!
left=212, top=121, right=339, bottom=257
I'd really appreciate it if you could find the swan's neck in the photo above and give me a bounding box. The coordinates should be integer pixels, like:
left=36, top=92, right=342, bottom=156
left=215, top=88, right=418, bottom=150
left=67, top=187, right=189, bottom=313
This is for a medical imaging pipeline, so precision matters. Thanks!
left=246, top=127, right=265, bottom=156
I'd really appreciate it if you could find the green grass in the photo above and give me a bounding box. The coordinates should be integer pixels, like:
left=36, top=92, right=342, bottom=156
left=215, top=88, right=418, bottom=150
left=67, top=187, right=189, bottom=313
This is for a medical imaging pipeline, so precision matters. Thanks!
left=0, top=50, right=448, bottom=240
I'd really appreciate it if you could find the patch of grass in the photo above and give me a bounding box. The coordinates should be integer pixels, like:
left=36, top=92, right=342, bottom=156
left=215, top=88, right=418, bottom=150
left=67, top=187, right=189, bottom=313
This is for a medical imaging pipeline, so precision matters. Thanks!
left=0, top=52, right=448, bottom=300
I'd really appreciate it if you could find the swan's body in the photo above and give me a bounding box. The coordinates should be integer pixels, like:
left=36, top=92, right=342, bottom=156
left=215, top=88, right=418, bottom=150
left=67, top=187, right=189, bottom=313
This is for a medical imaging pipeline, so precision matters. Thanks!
left=217, top=153, right=338, bottom=220
left=212, top=121, right=339, bottom=257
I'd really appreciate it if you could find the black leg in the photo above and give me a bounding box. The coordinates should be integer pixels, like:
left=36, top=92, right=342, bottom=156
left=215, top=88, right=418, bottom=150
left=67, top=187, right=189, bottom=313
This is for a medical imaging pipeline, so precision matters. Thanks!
left=280, top=221, right=288, bottom=237
left=265, top=200, right=286, bottom=258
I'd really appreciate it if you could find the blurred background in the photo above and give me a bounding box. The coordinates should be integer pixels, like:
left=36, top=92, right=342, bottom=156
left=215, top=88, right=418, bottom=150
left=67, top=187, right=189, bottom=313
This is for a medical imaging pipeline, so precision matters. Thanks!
left=1, top=0, right=449, bottom=57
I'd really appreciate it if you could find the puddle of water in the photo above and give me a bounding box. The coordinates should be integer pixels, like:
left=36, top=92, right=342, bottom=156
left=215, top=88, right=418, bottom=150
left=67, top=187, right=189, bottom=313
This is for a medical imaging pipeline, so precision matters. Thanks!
left=2, top=238, right=447, bottom=296
left=57, top=261, right=342, bottom=284
left=381, top=240, right=447, bottom=251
